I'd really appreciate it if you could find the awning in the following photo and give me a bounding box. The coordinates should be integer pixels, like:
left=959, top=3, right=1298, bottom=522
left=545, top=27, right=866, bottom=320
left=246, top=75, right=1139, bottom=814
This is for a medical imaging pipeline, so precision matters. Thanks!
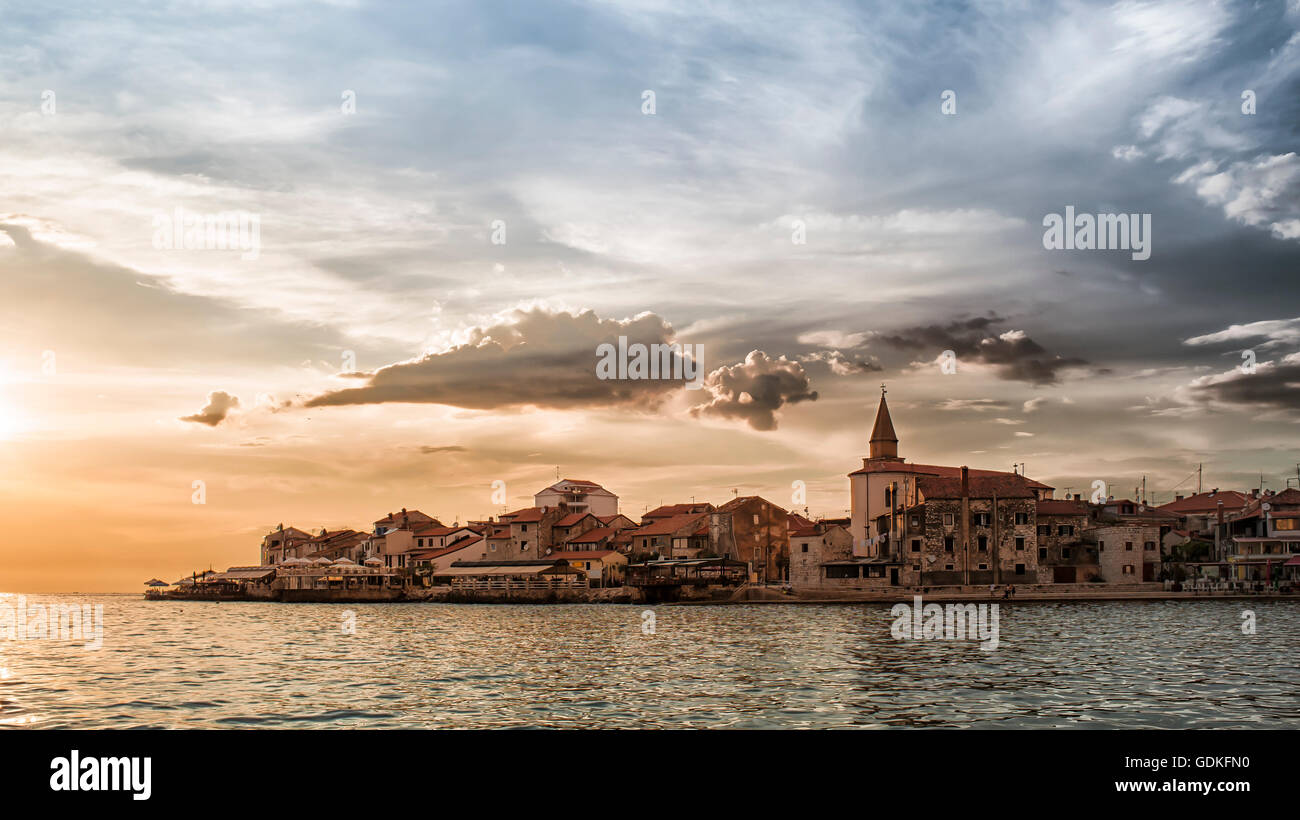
left=1284, top=555, right=1300, bottom=567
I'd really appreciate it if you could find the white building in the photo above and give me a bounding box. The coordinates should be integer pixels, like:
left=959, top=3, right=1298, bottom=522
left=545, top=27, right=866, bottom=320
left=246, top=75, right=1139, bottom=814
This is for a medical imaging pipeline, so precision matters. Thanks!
left=534, top=479, right=619, bottom=517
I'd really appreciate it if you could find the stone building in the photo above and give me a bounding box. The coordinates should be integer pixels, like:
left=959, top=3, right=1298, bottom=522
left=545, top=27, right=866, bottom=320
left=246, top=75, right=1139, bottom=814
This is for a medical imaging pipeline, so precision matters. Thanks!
left=849, top=388, right=1053, bottom=560
left=1035, top=498, right=1098, bottom=583
left=1086, top=524, right=1163, bottom=582
left=715, top=495, right=790, bottom=583
left=789, top=520, right=854, bottom=588
left=904, top=470, right=1040, bottom=586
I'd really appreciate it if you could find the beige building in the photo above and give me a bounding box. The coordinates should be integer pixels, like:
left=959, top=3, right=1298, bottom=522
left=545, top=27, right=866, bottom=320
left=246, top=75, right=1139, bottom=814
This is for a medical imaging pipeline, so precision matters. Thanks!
left=789, top=520, right=854, bottom=588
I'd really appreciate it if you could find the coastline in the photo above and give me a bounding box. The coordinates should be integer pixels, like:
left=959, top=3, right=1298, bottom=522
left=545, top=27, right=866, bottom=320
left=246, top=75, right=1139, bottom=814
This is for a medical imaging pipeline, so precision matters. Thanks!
left=136, top=586, right=1300, bottom=605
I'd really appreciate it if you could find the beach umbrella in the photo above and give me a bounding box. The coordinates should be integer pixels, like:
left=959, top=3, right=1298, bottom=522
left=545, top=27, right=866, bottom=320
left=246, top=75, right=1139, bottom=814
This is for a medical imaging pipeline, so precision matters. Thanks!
left=144, top=578, right=168, bottom=587
left=333, top=557, right=356, bottom=565
left=363, top=557, right=383, bottom=566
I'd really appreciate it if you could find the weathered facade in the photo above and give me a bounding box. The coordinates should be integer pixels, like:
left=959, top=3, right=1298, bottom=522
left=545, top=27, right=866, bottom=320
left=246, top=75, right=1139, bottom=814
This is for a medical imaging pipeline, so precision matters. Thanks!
left=1086, top=524, right=1163, bottom=582
left=789, top=522, right=854, bottom=588
left=905, top=472, right=1040, bottom=586
left=715, top=496, right=790, bottom=583
left=1035, top=498, right=1098, bottom=583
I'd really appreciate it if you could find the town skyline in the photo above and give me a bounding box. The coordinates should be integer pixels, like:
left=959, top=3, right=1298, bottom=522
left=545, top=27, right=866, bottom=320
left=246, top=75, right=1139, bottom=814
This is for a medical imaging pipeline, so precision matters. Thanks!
left=3, top=0, right=1300, bottom=591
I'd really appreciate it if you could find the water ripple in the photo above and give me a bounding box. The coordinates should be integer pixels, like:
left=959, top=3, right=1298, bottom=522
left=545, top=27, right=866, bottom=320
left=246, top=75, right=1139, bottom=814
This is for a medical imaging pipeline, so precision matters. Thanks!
left=0, top=596, right=1297, bottom=728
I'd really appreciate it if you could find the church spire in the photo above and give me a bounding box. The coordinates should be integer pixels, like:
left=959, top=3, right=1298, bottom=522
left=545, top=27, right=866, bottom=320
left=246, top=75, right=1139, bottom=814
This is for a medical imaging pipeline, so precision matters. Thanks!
left=869, top=384, right=899, bottom=460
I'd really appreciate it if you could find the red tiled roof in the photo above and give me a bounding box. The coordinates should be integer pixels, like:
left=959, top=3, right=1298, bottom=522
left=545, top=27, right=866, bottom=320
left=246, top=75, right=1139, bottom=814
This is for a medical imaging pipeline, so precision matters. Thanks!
left=554, top=513, right=594, bottom=528
left=412, top=525, right=469, bottom=537
left=1037, top=499, right=1089, bottom=515
left=917, top=475, right=1037, bottom=499
left=716, top=495, right=789, bottom=514
left=1236, top=488, right=1300, bottom=518
left=507, top=507, right=548, bottom=523
left=787, top=513, right=816, bottom=531
left=548, top=550, right=622, bottom=561
left=566, top=526, right=617, bottom=544
left=409, top=537, right=483, bottom=561
left=1156, top=490, right=1250, bottom=514
left=633, top=513, right=708, bottom=536
left=644, top=503, right=714, bottom=519
left=850, top=461, right=1053, bottom=490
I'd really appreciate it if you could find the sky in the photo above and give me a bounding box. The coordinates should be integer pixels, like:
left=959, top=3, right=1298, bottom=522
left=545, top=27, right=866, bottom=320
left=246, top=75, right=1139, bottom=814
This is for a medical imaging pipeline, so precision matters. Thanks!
left=1, top=0, right=1299, bottom=591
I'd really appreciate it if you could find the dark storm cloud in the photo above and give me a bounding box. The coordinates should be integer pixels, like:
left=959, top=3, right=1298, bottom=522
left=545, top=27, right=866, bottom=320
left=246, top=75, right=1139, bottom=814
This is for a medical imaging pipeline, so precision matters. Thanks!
left=304, top=308, right=692, bottom=411
left=1187, top=356, right=1300, bottom=410
left=878, top=315, right=1090, bottom=385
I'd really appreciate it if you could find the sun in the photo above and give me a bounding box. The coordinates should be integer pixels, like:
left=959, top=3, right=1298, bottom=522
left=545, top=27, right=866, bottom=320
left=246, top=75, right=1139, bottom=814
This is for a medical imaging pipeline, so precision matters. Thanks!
left=0, top=386, right=26, bottom=440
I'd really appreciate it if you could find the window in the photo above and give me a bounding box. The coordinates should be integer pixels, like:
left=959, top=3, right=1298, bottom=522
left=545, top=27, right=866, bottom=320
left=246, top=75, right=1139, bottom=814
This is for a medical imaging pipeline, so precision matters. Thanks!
left=912, top=564, right=920, bottom=571
left=1038, top=524, right=1050, bottom=537
left=1015, top=537, right=1025, bottom=551
left=1015, top=564, right=1025, bottom=575
left=489, top=544, right=497, bottom=552
left=911, top=539, right=921, bottom=552
left=1125, top=541, right=1133, bottom=551
left=1038, top=548, right=1047, bottom=560
left=521, top=541, right=529, bottom=550
left=943, top=513, right=955, bottom=527
left=1122, top=564, right=1135, bottom=575
left=801, top=544, right=808, bottom=553
left=944, top=536, right=955, bottom=552
left=973, top=512, right=990, bottom=526
left=1062, top=548, right=1071, bottom=559
left=1144, top=541, right=1155, bottom=551
left=1098, top=540, right=1105, bottom=551
left=978, top=535, right=988, bottom=551
left=978, top=563, right=988, bottom=570
left=1276, top=519, right=1298, bottom=531
left=910, top=516, right=920, bottom=528
left=521, top=524, right=527, bottom=532
left=1015, top=512, right=1029, bottom=525
left=945, top=564, right=954, bottom=570
left=1057, top=525, right=1074, bottom=536
left=884, top=488, right=893, bottom=508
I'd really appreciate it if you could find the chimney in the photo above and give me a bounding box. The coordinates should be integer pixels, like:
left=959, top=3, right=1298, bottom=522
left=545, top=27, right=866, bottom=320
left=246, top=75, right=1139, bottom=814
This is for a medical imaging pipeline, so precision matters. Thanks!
left=960, top=466, right=970, bottom=586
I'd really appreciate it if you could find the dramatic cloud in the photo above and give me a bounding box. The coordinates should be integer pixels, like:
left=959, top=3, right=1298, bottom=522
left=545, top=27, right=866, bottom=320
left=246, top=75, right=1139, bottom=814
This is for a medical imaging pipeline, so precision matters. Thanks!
left=304, top=308, right=692, bottom=411
left=1186, top=353, right=1300, bottom=411
left=879, top=316, right=1090, bottom=385
left=798, top=349, right=883, bottom=376
left=690, top=351, right=818, bottom=431
left=1175, top=153, right=1300, bottom=240
left=180, top=391, right=240, bottom=427
left=1184, top=317, right=1300, bottom=350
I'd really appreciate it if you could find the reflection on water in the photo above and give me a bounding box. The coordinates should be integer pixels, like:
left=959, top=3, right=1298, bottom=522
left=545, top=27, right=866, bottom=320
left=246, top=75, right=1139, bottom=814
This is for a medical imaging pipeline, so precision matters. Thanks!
left=1, top=594, right=1297, bottom=728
